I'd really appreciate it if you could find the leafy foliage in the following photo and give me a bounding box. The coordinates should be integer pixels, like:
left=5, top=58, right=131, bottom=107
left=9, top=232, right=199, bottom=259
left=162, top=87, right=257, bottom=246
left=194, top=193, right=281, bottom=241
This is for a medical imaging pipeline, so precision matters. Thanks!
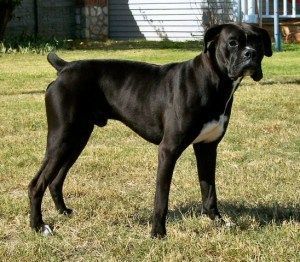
left=0, top=35, right=72, bottom=54
left=0, top=0, right=22, bottom=8
left=0, top=0, right=23, bottom=40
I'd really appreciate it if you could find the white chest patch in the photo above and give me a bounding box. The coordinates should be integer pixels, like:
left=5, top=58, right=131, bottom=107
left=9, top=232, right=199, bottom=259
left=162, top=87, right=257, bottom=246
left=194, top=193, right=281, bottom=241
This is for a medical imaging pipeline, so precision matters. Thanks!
left=192, top=77, right=242, bottom=144
left=193, top=115, right=228, bottom=144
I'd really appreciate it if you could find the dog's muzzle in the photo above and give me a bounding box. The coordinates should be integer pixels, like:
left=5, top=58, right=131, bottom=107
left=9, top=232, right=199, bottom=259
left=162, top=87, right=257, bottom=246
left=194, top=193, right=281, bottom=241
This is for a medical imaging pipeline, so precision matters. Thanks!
left=243, top=48, right=264, bottom=81
left=229, top=48, right=263, bottom=81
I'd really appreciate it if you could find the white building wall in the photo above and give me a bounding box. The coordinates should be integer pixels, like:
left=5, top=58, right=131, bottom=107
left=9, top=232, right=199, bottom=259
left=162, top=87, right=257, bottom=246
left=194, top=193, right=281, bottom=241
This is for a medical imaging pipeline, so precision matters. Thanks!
left=109, top=0, right=234, bottom=41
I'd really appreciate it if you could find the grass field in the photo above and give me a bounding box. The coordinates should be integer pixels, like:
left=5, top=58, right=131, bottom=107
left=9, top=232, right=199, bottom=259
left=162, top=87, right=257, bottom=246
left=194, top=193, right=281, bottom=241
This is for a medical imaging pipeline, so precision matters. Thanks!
left=0, top=43, right=299, bottom=261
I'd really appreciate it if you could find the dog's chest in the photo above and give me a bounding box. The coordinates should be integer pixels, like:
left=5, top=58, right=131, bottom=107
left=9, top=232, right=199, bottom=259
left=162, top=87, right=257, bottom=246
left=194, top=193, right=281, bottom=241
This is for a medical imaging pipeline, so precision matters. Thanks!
left=193, top=114, right=228, bottom=144
left=192, top=77, right=242, bottom=144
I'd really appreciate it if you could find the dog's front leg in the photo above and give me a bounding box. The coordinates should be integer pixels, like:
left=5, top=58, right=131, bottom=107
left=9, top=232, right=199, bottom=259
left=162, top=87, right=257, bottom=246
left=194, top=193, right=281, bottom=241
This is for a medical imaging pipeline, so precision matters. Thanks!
left=151, top=142, right=182, bottom=238
left=193, top=143, right=222, bottom=221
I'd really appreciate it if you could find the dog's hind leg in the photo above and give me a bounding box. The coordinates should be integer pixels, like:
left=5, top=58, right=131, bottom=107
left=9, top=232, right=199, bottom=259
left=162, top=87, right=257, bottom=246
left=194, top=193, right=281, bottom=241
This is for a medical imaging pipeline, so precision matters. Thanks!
left=48, top=125, right=93, bottom=215
left=28, top=81, right=96, bottom=234
left=28, top=122, right=93, bottom=235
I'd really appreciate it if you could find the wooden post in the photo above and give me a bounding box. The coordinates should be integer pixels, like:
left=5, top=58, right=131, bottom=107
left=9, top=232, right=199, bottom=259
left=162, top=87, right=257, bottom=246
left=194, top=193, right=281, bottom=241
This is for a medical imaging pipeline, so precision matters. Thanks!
left=238, top=0, right=242, bottom=23
left=274, top=0, right=282, bottom=51
left=258, top=0, right=263, bottom=27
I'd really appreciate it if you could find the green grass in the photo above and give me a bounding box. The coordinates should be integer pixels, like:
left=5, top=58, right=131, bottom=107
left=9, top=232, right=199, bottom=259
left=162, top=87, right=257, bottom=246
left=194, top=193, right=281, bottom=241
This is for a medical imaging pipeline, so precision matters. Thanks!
left=0, top=44, right=299, bottom=261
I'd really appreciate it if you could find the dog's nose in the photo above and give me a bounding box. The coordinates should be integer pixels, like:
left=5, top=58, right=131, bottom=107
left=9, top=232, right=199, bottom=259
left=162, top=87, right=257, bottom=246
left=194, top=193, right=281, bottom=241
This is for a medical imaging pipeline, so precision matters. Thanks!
left=244, top=48, right=257, bottom=59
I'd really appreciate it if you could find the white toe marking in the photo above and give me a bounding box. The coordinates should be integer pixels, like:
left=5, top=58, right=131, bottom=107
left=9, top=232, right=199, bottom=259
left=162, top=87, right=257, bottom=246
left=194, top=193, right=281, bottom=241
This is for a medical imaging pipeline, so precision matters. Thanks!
left=225, top=220, right=236, bottom=228
left=41, top=225, right=53, bottom=236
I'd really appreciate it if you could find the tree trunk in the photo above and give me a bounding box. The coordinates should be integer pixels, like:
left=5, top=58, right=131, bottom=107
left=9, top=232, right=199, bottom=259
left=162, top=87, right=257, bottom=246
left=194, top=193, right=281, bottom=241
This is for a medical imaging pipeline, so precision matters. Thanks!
left=0, top=4, right=14, bottom=41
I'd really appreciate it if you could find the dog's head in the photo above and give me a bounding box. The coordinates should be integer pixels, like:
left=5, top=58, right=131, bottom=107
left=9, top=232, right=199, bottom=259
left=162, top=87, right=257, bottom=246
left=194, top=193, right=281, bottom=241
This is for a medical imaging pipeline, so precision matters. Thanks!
left=204, top=23, right=272, bottom=81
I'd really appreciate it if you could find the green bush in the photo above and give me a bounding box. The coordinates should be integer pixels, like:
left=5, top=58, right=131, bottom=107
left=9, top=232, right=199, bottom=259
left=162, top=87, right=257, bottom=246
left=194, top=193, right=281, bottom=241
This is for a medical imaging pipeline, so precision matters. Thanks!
left=0, top=0, right=22, bottom=7
left=0, top=35, right=73, bottom=54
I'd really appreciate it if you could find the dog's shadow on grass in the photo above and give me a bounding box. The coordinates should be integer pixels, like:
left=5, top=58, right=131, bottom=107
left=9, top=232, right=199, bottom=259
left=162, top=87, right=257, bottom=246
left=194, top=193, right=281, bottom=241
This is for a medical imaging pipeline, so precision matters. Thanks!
left=132, top=201, right=299, bottom=228
left=220, top=201, right=299, bottom=226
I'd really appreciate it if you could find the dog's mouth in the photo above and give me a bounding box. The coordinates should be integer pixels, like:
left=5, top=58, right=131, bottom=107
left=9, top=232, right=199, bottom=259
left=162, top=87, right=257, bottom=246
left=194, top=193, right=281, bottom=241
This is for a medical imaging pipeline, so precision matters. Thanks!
left=229, top=61, right=262, bottom=81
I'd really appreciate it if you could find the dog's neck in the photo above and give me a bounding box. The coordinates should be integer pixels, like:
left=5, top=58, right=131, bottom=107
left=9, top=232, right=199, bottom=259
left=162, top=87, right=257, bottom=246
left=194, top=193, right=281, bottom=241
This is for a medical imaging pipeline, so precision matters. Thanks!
left=223, top=76, right=243, bottom=114
left=194, top=52, right=243, bottom=115
left=197, top=52, right=241, bottom=92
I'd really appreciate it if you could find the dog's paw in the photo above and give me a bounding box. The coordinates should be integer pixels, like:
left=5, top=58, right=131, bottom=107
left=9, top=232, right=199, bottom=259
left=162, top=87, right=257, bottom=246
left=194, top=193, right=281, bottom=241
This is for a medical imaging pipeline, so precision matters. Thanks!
left=150, top=226, right=167, bottom=239
left=150, top=231, right=167, bottom=239
left=40, top=224, right=54, bottom=236
left=213, top=217, right=236, bottom=228
left=224, top=219, right=236, bottom=228
left=60, top=208, right=73, bottom=216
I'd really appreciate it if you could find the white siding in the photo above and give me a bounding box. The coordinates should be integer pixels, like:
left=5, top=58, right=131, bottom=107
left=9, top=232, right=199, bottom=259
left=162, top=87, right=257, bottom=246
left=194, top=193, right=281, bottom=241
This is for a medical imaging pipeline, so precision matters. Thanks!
left=109, top=0, right=233, bottom=41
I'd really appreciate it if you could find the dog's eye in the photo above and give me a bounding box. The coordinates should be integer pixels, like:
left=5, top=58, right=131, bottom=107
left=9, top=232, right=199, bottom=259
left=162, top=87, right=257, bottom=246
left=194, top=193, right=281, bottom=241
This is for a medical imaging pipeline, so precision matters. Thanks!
left=229, top=40, right=238, bottom=47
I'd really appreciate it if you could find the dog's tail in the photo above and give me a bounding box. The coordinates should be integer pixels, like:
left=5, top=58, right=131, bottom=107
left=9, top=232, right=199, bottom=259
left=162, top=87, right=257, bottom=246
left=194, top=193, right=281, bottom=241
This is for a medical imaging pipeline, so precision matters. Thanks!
left=47, top=53, right=68, bottom=72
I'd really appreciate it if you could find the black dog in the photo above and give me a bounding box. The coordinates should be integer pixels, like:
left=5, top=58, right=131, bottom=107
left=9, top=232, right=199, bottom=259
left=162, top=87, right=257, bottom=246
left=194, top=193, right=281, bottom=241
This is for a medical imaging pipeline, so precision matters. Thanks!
left=28, top=23, right=272, bottom=237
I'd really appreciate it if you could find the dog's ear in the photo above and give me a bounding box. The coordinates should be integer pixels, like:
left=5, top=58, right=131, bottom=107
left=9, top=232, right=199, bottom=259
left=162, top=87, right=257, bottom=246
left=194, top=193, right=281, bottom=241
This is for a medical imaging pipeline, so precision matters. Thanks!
left=258, top=27, right=273, bottom=57
left=203, top=24, right=226, bottom=53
